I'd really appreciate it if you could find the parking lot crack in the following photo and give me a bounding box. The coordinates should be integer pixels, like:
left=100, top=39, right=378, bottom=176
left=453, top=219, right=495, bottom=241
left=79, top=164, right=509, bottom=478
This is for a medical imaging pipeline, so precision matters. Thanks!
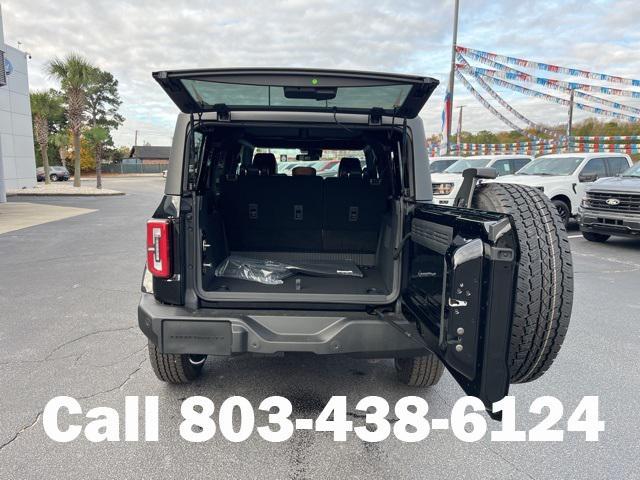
left=76, top=343, right=147, bottom=368
left=0, top=352, right=147, bottom=455
left=77, top=354, right=147, bottom=401
left=45, top=326, right=137, bottom=360
left=0, top=411, right=42, bottom=454
left=0, top=353, right=78, bottom=367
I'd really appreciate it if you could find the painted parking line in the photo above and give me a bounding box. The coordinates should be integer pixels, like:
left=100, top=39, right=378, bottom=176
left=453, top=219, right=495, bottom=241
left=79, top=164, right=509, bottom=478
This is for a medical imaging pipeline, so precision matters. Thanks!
left=567, top=234, right=583, bottom=238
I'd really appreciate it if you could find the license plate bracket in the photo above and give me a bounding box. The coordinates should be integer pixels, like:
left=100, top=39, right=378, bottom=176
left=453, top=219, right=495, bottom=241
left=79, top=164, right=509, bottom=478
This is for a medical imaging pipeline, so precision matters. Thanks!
left=162, top=320, right=232, bottom=355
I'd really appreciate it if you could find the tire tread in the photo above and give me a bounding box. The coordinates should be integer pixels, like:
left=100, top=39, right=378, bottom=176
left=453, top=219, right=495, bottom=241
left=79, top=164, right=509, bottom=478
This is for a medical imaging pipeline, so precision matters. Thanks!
left=148, top=342, right=203, bottom=383
left=395, top=352, right=444, bottom=387
left=473, top=183, right=573, bottom=383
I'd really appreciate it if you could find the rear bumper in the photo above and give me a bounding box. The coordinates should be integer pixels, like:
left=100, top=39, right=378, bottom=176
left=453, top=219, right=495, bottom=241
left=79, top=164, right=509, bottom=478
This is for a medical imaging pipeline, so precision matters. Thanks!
left=138, top=293, right=425, bottom=358
left=578, top=207, right=640, bottom=237
left=432, top=195, right=455, bottom=206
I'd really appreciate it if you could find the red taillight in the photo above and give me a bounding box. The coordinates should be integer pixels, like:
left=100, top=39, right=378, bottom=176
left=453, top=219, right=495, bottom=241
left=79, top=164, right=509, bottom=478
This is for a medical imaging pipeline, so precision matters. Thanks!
left=146, top=219, right=172, bottom=278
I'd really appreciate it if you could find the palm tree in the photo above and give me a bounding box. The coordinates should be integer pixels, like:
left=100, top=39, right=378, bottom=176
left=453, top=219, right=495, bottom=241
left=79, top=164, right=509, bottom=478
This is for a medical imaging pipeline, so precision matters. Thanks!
left=30, top=90, right=63, bottom=184
left=51, top=130, right=72, bottom=169
left=47, top=54, right=93, bottom=187
left=84, top=126, right=109, bottom=189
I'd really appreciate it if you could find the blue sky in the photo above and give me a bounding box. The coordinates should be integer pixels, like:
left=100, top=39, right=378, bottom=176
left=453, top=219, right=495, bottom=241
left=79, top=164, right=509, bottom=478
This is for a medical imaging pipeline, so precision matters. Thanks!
left=3, top=0, right=639, bottom=146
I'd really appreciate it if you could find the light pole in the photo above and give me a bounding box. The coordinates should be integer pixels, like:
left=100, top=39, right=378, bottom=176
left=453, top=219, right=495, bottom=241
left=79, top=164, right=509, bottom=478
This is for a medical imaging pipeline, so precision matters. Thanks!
left=567, top=89, right=575, bottom=149
left=456, top=105, right=465, bottom=153
left=445, top=0, right=460, bottom=155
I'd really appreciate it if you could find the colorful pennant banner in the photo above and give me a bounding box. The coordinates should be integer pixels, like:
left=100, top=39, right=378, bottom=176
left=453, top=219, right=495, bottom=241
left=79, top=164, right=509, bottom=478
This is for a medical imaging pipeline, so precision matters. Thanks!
left=463, top=70, right=640, bottom=123
left=567, top=145, right=640, bottom=153
left=428, top=140, right=640, bottom=156
left=455, top=141, right=563, bottom=149
left=457, top=49, right=640, bottom=99
left=457, top=53, right=640, bottom=116
left=571, top=135, right=640, bottom=141
left=445, top=146, right=640, bottom=155
left=456, top=55, right=564, bottom=139
left=456, top=46, right=640, bottom=87
left=455, top=70, right=540, bottom=140
left=569, top=142, right=640, bottom=149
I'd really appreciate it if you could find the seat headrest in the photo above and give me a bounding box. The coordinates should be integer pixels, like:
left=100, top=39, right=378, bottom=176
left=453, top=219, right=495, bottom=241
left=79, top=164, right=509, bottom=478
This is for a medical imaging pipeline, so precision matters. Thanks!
left=245, top=166, right=263, bottom=176
left=338, top=157, right=362, bottom=177
left=252, top=153, right=277, bottom=175
left=292, top=166, right=316, bottom=176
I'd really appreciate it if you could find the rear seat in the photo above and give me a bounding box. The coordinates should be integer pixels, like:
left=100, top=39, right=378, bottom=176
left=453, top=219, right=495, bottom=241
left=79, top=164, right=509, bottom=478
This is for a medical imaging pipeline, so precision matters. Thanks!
left=272, top=173, right=323, bottom=250
left=221, top=154, right=323, bottom=251
left=323, top=158, right=387, bottom=252
left=221, top=153, right=275, bottom=250
left=221, top=155, right=386, bottom=253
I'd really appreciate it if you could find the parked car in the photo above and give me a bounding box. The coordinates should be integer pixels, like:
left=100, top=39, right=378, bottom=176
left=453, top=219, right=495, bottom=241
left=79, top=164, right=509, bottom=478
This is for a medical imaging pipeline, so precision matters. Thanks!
left=429, top=156, right=461, bottom=173
left=318, top=158, right=365, bottom=178
left=490, top=153, right=633, bottom=226
left=277, top=162, right=300, bottom=174
left=36, top=165, right=70, bottom=182
left=140, top=68, right=572, bottom=416
left=431, top=155, right=533, bottom=206
left=316, top=159, right=340, bottom=173
left=317, top=161, right=340, bottom=177
left=578, top=161, right=640, bottom=241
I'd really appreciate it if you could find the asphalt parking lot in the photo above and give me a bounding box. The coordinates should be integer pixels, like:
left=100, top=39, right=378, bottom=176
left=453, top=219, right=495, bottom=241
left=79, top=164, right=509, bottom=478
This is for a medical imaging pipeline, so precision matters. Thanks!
left=1, top=176, right=639, bottom=479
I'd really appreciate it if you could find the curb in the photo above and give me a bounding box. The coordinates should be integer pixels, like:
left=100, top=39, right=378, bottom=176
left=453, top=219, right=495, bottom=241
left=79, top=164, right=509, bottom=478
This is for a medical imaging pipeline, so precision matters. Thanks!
left=7, top=191, right=125, bottom=197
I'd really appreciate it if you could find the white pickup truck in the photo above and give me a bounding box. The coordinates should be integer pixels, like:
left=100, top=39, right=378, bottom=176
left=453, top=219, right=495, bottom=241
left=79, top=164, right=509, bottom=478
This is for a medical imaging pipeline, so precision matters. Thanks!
left=491, top=153, right=633, bottom=226
left=429, top=156, right=461, bottom=173
left=431, top=155, right=533, bottom=206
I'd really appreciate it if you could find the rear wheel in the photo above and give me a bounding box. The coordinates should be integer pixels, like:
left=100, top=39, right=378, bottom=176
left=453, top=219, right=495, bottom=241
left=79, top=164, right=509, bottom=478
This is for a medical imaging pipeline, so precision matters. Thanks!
left=395, top=351, right=444, bottom=387
left=148, top=342, right=206, bottom=383
left=582, top=231, right=609, bottom=242
left=552, top=199, right=570, bottom=227
left=473, top=183, right=573, bottom=383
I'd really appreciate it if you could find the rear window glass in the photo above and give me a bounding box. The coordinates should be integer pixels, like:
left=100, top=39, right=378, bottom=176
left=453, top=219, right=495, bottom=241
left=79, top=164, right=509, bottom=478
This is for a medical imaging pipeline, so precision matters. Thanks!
left=259, top=149, right=364, bottom=177
left=607, top=157, right=630, bottom=175
left=181, top=80, right=412, bottom=111
left=429, top=160, right=457, bottom=173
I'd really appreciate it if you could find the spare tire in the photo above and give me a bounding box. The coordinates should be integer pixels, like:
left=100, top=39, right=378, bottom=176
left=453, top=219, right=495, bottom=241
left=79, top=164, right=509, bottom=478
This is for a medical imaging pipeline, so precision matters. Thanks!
left=473, top=183, right=573, bottom=383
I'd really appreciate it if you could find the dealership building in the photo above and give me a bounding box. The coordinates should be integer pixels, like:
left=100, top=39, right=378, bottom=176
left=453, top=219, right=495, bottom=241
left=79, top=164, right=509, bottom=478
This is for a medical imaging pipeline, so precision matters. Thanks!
left=0, top=8, right=36, bottom=202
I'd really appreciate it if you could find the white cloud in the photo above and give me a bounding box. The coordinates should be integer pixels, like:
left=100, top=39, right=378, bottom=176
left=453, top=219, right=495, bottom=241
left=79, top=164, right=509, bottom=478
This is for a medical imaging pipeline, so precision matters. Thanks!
left=3, top=0, right=640, bottom=146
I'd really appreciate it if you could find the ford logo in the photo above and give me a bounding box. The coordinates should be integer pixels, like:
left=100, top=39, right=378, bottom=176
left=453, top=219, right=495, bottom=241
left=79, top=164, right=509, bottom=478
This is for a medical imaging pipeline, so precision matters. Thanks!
left=605, top=198, right=620, bottom=206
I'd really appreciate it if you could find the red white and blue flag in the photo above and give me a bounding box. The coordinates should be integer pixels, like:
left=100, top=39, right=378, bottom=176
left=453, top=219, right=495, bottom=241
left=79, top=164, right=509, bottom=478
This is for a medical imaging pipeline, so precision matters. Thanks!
left=440, top=90, right=451, bottom=154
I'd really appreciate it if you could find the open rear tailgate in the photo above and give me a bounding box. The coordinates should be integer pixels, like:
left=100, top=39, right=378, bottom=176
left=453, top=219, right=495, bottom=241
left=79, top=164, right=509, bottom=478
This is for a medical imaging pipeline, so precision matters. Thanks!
left=153, top=68, right=438, bottom=118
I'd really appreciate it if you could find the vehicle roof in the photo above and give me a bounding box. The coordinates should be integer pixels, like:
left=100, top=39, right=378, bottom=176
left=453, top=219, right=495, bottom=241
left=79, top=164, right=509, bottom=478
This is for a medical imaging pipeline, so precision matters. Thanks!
left=536, top=152, right=632, bottom=159
left=464, top=154, right=533, bottom=160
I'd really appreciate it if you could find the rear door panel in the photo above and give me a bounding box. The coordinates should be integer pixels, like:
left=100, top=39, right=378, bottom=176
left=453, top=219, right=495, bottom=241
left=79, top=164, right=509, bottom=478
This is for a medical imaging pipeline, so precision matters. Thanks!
left=402, top=203, right=518, bottom=418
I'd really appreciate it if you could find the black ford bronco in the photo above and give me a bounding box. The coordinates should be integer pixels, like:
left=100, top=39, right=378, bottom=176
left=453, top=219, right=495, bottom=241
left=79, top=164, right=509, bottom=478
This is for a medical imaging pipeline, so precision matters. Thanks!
left=139, top=68, right=573, bottom=418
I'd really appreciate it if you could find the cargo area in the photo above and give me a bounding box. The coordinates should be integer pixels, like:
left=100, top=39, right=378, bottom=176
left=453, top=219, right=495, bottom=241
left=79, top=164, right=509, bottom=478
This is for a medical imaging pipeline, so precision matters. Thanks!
left=193, top=123, right=405, bottom=304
